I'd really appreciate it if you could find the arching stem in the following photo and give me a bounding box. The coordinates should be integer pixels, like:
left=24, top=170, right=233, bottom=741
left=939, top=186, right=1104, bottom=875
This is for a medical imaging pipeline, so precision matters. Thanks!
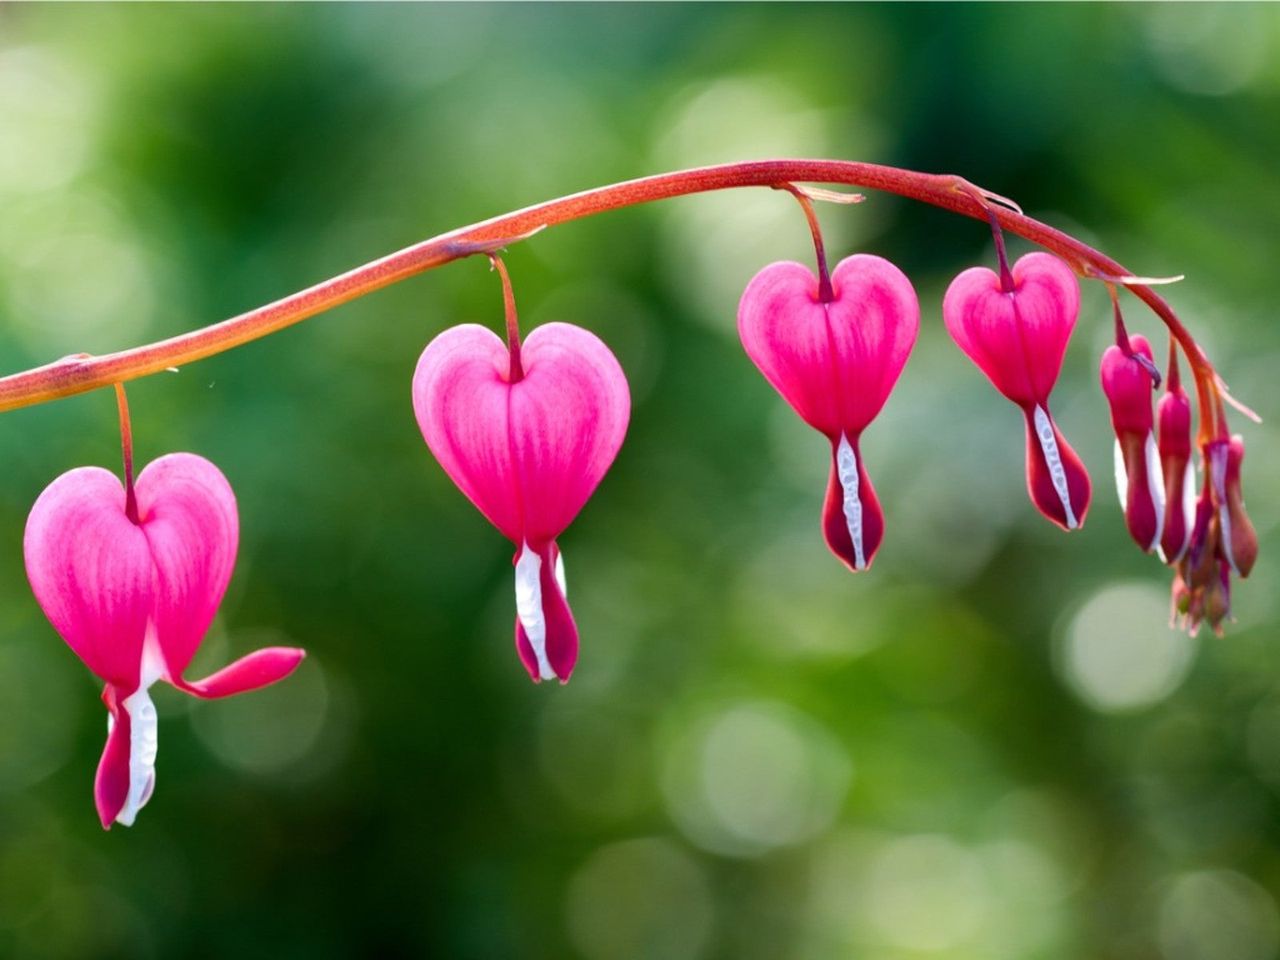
left=0, top=159, right=1223, bottom=442
left=114, top=383, right=139, bottom=525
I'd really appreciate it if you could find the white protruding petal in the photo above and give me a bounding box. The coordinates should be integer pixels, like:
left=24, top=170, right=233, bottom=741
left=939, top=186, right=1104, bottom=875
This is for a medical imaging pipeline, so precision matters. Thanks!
left=836, top=434, right=866, bottom=570
left=1033, top=405, right=1077, bottom=530
left=1113, top=438, right=1128, bottom=509
left=1219, top=503, right=1239, bottom=576
left=1143, top=431, right=1166, bottom=554
left=114, top=686, right=158, bottom=827
left=1168, top=460, right=1196, bottom=563
left=114, top=623, right=166, bottom=828
left=515, top=542, right=558, bottom=682
left=554, top=550, right=567, bottom=598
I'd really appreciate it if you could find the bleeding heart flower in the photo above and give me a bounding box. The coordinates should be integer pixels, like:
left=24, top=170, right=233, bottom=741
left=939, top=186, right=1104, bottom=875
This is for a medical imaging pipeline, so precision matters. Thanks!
left=24, top=453, right=305, bottom=829
left=943, top=251, right=1091, bottom=530
left=1100, top=334, right=1164, bottom=553
left=1156, top=354, right=1196, bottom=564
left=413, top=321, right=630, bottom=683
left=738, top=254, right=919, bottom=571
left=1214, top=435, right=1257, bottom=579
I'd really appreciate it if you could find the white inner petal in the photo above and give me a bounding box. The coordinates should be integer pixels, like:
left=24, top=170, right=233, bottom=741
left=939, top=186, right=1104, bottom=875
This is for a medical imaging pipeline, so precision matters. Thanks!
left=555, top=551, right=567, bottom=598
left=836, top=434, right=866, bottom=570
left=113, top=624, right=165, bottom=827
left=1168, top=459, right=1196, bottom=563
left=515, top=542, right=558, bottom=682
left=1113, top=438, right=1128, bottom=509
left=1144, top=432, right=1167, bottom=555
left=1033, top=405, right=1077, bottom=530
left=1220, top=502, right=1238, bottom=576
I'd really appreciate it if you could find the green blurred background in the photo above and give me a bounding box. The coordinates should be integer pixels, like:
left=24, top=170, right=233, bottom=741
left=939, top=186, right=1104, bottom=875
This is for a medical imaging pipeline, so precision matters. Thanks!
left=1, top=4, right=1278, bottom=958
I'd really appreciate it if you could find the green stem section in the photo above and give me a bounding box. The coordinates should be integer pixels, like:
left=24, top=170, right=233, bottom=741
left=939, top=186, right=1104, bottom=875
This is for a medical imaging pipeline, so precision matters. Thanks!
left=0, top=159, right=1220, bottom=438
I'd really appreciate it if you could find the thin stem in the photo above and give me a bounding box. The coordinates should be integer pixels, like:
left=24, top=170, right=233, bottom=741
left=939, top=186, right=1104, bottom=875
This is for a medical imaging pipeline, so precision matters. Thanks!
left=114, top=383, right=139, bottom=525
left=489, top=253, right=523, bottom=382
left=777, top=183, right=833, bottom=301
left=1108, top=283, right=1162, bottom=388
left=0, top=159, right=1220, bottom=439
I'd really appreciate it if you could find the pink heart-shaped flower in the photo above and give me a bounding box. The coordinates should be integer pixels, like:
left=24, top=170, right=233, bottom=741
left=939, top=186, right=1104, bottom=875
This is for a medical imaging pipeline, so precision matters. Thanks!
left=413, top=321, right=630, bottom=682
left=738, top=254, right=919, bottom=570
left=943, top=251, right=1091, bottom=530
left=24, top=453, right=304, bottom=828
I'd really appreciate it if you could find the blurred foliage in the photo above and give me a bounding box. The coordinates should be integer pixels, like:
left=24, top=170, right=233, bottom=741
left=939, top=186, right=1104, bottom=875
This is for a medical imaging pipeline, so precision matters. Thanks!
left=1, top=4, right=1279, bottom=959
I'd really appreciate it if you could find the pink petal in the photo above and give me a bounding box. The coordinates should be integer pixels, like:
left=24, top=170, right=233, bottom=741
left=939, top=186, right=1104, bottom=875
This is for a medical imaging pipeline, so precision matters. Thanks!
left=24, top=467, right=153, bottom=690
left=135, top=454, right=239, bottom=681
left=1023, top=405, right=1091, bottom=530
left=94, top=687, right=132, bottom=830
left=1099, top=335, right=1156, bottom=436
left=514, top=541, right=579, bottom=683
left=821, top=435, right=884, bottom=571
left=172, top=647, right=306, bottom=699
left=413, top=322, right=630, bottom=547
left=412, top=324, right=525, bottom=541
left=737, top=255, right=919, bottom=438
left=943, top=252, right=1080, bottom=407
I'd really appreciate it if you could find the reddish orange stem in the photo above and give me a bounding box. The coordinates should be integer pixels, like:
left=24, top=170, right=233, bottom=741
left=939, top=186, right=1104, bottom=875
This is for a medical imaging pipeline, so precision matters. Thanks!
left=0, top=159, right=1220, bottom=437
left=114, top=383, right=139, bottom=524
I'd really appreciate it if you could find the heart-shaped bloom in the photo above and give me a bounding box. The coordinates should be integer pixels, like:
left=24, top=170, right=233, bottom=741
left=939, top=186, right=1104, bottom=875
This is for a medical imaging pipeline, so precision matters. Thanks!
left=1100, top=334, right=1164, bottom=553
left=413, top=322, right=630, bottom=683
left=943, top=251, right=1091, bottom=530
left=24, top=453, right=305, bottom=829
left=738, top=254, right=919, bottom=571
left=1156, top=358, right=1196, bottom=564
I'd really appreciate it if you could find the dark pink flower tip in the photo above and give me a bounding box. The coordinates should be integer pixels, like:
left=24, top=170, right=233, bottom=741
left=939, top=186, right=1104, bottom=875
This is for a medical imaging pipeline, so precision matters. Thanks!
left=24, top=453, right=305, bottom=828
left=513, top=541, right=578, bottom=683
left=413, top=321, right=630, bottom=683
left=1218, top=435, right=1257, bottom=578
left=943, top=251, right=1080, bottom=409
left=1157, top=384, right=1195, bottom=564
left=1100, top=335, right=1163, bottom=553
left=1022, top=405, right=1092, bottom=531
left=738, top=254, right=918, bottom=570
left=821, top=435, right=884, bottom=572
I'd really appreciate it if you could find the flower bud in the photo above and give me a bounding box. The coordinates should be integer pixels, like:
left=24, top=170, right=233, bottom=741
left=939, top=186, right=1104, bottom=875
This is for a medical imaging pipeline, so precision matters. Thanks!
left=1100, top=335, right=1163, bottom=553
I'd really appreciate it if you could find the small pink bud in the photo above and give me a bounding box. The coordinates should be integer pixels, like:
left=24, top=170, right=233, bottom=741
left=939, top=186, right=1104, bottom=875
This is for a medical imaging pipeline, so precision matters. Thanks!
left=1156, top=374, right=1195, bottom=564
left=24, top=454, right=305, bottom=828
left=1219, top=435, right=1258, bottom=578
left=943, top=251, right=1091, bottom=530
left=1099, top=335, right=1164, bottom=553
left=738, top=254, right=919, bottom=571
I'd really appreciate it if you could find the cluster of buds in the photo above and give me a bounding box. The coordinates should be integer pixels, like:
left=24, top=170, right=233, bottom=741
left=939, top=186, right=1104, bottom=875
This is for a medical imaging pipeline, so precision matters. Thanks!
left=1098, top=297, right=1258, bottom=635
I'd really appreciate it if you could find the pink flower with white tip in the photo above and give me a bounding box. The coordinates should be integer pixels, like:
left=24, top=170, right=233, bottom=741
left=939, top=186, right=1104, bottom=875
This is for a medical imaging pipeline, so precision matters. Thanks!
left=24, top=453, right=305, bottom=829
left=1099, top=333, right=1165, bottom=554
left=1156, top=351, right=1196, bottom=564
left=738, top=254, right=919, bottom=571
left=943, top=251, right=1092, bottom=530
left=413, top=306, right=629, bottom=683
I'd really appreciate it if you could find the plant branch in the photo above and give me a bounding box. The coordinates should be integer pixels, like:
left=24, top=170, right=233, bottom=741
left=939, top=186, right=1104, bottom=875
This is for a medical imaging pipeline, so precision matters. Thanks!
left=0, top=159, right=1220, bottom=437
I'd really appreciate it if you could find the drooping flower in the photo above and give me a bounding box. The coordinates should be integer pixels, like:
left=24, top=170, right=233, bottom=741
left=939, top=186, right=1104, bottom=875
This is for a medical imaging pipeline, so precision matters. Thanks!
left=1156, top=351, right=1196, bottom=564
left=1213, top=435, right=1257, bottom=579
left=24, top=453, right=305, bottom=829
left=412, top=321, right=630, bottom=683
left=943, top=251, right=1091, bottom=530
left=1171, top=435, right=1256, bottom=635
left=1099, top=333, right=1164, bottom=554
left=737, top=254, right=919, bottom=571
